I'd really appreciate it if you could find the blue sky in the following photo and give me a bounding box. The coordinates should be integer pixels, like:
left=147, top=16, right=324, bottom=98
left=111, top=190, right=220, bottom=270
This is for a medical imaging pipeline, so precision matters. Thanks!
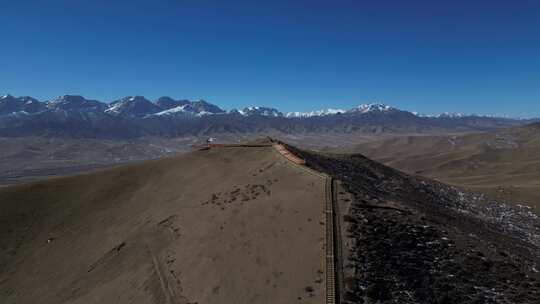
left=1, top=0, right=539, bottom=117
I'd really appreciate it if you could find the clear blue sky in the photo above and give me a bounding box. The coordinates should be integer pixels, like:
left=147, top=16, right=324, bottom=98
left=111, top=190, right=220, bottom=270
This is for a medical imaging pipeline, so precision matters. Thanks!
left=1, top=0, right=539, bottom=117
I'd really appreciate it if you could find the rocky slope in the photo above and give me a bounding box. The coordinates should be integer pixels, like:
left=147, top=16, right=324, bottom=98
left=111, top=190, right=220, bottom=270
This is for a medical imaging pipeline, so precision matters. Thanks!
left=286, top=144, right=540, bottom=303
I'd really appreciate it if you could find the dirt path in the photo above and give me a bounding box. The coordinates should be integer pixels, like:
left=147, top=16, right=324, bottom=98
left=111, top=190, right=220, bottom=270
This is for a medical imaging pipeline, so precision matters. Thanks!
left=271, top=143, right=342, bottom=304
left=203, top=142, right=343, bottom=304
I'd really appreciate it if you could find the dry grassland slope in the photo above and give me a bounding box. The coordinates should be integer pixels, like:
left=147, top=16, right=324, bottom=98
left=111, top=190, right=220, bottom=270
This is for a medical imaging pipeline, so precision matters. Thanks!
left=0, top=145, right=326, bottom=304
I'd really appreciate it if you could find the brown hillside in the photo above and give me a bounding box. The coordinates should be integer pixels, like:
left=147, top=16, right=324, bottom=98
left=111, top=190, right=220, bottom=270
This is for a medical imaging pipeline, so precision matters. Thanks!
left=349, top=123, right=540, bottom=213
left=0, top=145, right=326, bottom=304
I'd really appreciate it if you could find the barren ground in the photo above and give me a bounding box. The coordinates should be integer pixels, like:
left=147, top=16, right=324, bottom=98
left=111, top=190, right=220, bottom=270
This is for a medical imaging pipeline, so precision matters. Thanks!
left=343, top=124, right=540, bottom=214
left=0, top=145, right=326, bottom=304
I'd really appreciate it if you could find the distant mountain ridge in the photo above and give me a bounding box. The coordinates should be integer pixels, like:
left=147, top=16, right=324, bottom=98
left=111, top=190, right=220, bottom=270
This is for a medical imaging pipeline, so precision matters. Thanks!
left=0, top=95, right=47, bottom=115
left=0, top=94, right=537, bottom=138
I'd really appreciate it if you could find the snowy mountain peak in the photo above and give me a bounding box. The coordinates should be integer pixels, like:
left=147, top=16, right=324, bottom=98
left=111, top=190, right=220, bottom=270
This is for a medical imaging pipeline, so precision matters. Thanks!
left=151, top=98, right=224, bottom=117
left=153, top=105, right=190, bottom=116
left=437, top=112, right=466, bottom=118
left=119, top=96, right=149, bottom=103
left=19, top=96, right=38, bottom=103
left=415, top=112, right=475, bottom=119
left=106, top=96, right=160, bottom=117
left=238, top=106, right=283, bottom=117
left=48, top=95, right=107, bottom=112
left=51, top=95, right=93, bottom=105
left=349, top=103, right=395, bottom=114
left=155, top=96, right=190, bottom=110
left=286, top=103, right=396, bottom=118
left=0, top=95, right=47, bottom=115
left=189, top=99, right=225, bottom=114
left=286, top=108, right=346, bottom=118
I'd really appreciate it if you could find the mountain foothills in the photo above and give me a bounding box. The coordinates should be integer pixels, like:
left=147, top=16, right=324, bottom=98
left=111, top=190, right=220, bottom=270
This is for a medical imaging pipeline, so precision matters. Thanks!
left=349, top=122, right=540, bottom=213
left=0, top=94, right=535, bottom=138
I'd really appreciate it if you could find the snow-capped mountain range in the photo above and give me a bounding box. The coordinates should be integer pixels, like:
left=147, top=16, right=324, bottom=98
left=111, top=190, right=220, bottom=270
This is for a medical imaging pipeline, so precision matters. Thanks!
left=0, top=94, right=47, bottom=115
left=286, top=108, right=346, bottom=118
left=0, top=94, right=519, bottom=119
left=0, top=94, right=535, bottom=138
left=234, top=106, right=283, bottom=117
left=0, top=94, right=398, bottom=119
